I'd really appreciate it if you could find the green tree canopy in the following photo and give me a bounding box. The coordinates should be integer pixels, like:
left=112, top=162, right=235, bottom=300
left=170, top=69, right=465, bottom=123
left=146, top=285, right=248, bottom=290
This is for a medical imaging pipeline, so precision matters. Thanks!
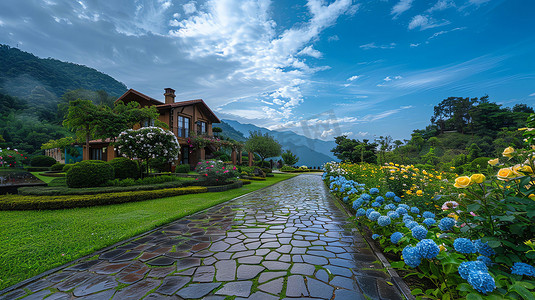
left=281, top=149, right=299, bottom=166
left=331, top=136, right=378, bottom=164
left=245, top=131, right=281, bottom=163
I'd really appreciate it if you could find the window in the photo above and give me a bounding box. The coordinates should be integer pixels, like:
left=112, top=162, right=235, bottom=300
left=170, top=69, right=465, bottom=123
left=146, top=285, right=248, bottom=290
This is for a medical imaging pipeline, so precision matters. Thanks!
left=142, top=119, right=154, bottom=127
left=178, top=116, right=190, bottom=138
left=90, top=148, right=103, bottom=161
left=197, top=121, right=207, bottom=135
left=181, top=146, right=189, bottom=165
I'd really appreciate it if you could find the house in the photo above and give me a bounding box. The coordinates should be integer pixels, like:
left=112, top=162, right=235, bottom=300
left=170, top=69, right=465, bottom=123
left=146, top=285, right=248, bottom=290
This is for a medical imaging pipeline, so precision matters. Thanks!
left=82, top=88, right=231, bottom=169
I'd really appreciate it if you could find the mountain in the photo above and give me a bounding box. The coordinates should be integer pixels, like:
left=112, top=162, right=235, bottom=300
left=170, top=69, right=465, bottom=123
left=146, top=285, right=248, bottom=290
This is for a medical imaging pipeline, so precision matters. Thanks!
left=221, top=119, right=337, bottom=167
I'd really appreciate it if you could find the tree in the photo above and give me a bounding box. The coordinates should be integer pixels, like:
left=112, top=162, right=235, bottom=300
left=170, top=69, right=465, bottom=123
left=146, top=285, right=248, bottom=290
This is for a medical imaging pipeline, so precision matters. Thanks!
left=62, top=99, right=102, bottom=154
left=245, top=131, right=281, bottom=164
left=375, top=135, right=392, bottom=165
left=281, top=149, right=299, bottom=166
left=331, top=136, right=378, bottom=163
left=115, top=127, right=180, bottom=176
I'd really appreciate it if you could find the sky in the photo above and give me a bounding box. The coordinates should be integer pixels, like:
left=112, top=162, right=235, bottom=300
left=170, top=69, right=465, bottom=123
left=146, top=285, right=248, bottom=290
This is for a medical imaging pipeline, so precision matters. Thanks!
left=0, top=0, right=534, bottom=142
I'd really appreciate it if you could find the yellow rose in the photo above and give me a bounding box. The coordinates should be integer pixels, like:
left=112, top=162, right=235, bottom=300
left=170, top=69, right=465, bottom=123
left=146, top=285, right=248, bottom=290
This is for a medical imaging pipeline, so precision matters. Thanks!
left=502, top=146, right=515, bottom=158
left=512, top=164, right=523, bottom=175
left=497, top=168, right=515, bottom=180
left=416, top=190, right=423, bottom=196
left=488, top=158, right=499, bottom=166
left=454, top=176, right=471, bottom=188
left=519, top=165, right=534, bottom=174
left=529, top=194, right=535, bottom=200
left=470, top=174, right=486, bottom=184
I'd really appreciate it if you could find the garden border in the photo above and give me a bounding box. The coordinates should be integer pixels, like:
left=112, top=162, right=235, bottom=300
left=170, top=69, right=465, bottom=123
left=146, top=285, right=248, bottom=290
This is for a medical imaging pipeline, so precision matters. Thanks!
left=324, top=180, right=416, bottom=300
left=0, top=174, right=296, bottom=296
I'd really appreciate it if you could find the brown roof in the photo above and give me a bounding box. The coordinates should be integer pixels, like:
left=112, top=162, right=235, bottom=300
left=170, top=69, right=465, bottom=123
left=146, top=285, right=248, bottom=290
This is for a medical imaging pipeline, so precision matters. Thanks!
left=157, top=99, right=221, bottom=123
left=114, top=89, right=163, bottom=106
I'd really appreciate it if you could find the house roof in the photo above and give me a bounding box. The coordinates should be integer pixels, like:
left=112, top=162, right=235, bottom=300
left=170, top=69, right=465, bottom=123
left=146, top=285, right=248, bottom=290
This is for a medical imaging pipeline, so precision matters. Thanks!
left=157, top=99, right=221, bottom=123
left=114, top=89, right=163, bottom=106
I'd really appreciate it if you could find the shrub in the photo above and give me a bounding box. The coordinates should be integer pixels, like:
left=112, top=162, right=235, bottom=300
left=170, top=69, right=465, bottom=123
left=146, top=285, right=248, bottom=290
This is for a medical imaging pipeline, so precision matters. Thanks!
left=62, top=164, right=73, bottom=173
left=109, top=157, right=139, bottom=179
left=255, top=161, right=271, bottom=168
left=0, top=187, right=207, bottom=210
left=25, top=167, right=51, bottom=172
left=149, top=157, right=171, bottom=173
left=50, top=163, right=65, bottom=172
left=175, top=164, right=191, bottom=174
left=261, top=168, right=272, bottom=174
left=66, top=160, right=114, bottom=188
left=30, top=155, right=57, bottom=167
left=280, top=166, right=296, bottom=172
left=195, top=160, right=239, bottom=185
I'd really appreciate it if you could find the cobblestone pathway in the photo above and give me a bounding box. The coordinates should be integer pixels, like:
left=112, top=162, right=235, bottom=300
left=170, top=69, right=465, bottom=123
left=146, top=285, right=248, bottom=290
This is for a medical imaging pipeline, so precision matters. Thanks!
left=1, top=174, right=404, bottom=300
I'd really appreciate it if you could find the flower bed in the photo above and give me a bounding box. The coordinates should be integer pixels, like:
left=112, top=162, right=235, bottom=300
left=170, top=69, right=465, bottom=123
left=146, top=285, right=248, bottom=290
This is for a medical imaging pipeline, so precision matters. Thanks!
left=323, top=144, right=535, bottom=299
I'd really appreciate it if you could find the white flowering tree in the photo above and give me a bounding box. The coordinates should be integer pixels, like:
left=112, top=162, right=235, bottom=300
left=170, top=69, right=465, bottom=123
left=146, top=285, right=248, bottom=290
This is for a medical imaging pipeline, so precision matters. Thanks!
left=115, top=127, right=180, bottom=176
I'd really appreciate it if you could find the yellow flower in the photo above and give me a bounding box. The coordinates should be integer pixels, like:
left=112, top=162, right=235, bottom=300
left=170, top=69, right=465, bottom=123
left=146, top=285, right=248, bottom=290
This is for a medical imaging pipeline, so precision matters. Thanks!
left=448, top=212, right=459, bottom=220
left=502, top=146, right=515, bottom=158
left=529, top=194, right=535, bottom=200
left=470, top=174, right=486, bottom=184
left=497, top=167, right=515, bottom=180
left=519, top=165, right=534, bottom=174
left=488, top=158, right=499, bottom=166
left=416, top=190, right=423, bottom=196
left=454, top=176, right=471, bottom=188
left=389, top=176, right=395, bottom=180
left=439, top=245, right=447, bottom=252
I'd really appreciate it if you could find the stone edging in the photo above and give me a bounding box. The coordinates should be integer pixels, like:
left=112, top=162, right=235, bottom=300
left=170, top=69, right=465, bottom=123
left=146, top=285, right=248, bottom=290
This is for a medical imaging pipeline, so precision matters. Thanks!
left=0, top=174, right=296, bottom=296
left=323, top=181, right=416, bottom=300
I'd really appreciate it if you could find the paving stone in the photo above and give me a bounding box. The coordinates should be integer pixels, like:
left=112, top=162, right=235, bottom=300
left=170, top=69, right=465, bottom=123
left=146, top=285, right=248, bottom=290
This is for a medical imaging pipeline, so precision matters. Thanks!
left=377, top=278, right=403, bottom=300
left=91, top=262, right=131, bottom=275
left=258, top=271, right=287, bottom=283
left=156, top=276, right=190, bottom=295
left=209, top=241, right=230, bottom=252
left=247, top=291, right=280, bottom=300
left=175, top=268, right=196, bottom=276
left=237, top=255, right=263, bottom=264
left=291, top=263, right=316, bottom=276
left=21, top=289, right=51, bottom=300
left=144, top=293, right=181, bottom=299
left=193, top=266, right=215, bottom=282
left=215, top=260, right=236, bottom=281
left=165, top=251, right=192, bottom=259
left=258, top=277, right=283, bottom=295
left=47, top=271, right=75, bottom=283
left=54, top=272, right=92, bottom=291
left=334, top=289, right=367, bottom=300
left=25, top=279, right=51, bottom=292
left=148, top=266, right=175, bottom=278
left=265, top=251, right=281, bottom=260
left=73, top=275, right=117, bottom=297
left=302, top=254, right=329, bottom=265
left=112, top=278, right=160, bottom=299
left=237, top=265, right=265, bottom=280
left=260, top=241, right=281, bottom=248
left=99, top=249, right=126, bottom=260
left=147, top=256, right=176, bottom=266
left=356, top=276, right=379, bottom=299
left=214, top=252, right=233, bottom=260
left=330, top=276, right=358, bottom=290
left=116, top=261, right=150, bottom=284
left=286, top=275, right=309, bottom=297
left=37, top=292, right=69, bottom=300
left=315, top=269, right=329, bottom=282
left=176, top=257, right=201, bottom=270
left=255, top=249, right=270, bottom=256
left=307, top=250, right=336, bottom=258
left=65, top=260, right=100, bottom=271
left=307, top=278, right=334, bottom=299
left=192, top=250, right=215, bottom=257
left=0, top=289, right=26, bottom=300
left=176, top=282, right=221, bottom=299
left=77, top=289, right=116, bottom=300
left=325, top=265, right=353, bottom=277
left=216, top=281, right=253, bottom=297
left=262, top=261, right=291, bottom=270
left=203, top=256, right=217, bottom=265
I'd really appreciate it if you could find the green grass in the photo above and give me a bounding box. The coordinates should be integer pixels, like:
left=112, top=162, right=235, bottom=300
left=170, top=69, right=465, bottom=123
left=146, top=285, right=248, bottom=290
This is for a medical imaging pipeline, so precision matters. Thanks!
left=30, top=172, right=56, bottom=184
left=0, top=173, right=295, bottom=290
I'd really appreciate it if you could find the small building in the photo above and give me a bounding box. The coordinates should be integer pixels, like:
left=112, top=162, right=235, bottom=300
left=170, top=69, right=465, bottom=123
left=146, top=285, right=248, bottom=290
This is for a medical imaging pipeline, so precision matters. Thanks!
left=83, top=88, right=222, bottom=168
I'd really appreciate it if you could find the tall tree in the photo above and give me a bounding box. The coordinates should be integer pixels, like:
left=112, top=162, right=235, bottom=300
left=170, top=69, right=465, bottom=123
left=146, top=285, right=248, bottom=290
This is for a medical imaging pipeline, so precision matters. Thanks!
left=62, top=99, right=101, bottom=153
left=331, top=136, right=378, bottom=163
left=245, top=131, right=281, bottom=164
left=281, top=149, right=299, bottom=166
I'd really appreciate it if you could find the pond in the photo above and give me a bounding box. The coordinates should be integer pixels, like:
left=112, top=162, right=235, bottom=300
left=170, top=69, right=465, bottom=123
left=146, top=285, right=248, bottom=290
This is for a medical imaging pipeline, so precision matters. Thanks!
left=0, top=169, right=47, bottom=194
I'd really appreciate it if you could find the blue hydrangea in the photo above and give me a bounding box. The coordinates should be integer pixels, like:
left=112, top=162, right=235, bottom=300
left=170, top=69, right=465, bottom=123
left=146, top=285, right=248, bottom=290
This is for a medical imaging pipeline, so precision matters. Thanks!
left=396, top=207, right=408, bottom=215
left=387, top=211, right=400, bottom=219
left=511, top=262, right=535, bottom=277
left=453, top=238, right=477, bottom=254
left=377, top=216, right=392, bottom=226
left=422, top=218, right=436, bottom=228
left=370, top=188, right=379, bottom=194
left=372, top=234, right=381, bottom=240
left=343, top=196, right=349, bottom=202
left=384, top=204, right=396, bottom=210
left=366, top=208, right=375, bottom=218
left=415, top=239, right=440, bottom=259
left=391, top=232, right=404, bottom=244
left=375, top=196, right=385, bottom=204
left=458, top=261, right=488, bottom=280
left=361, top=193, right=371, bottom=201
left=468, top=271, right=496, bottom=294
left=368, top=211, right=381, bottom=221
left=352, top=199, right=364, bottom=209
left=474, top=240, right=496, bottom=257
left=385, top=191, right=396, bottom=198
left=438, top=217, right=455, bottom=231
left=422, top=211, right=435, bottom=219
left=477, top=256, right=492, bottom=266
left=410, top=207, right=420, bottom=214
left=356, top=208, right=366, bottom=217
left=403, top=215, right=414, bottom=222
left=371, top=201, right=381, bottom=208
left=402, top=246, right=421, bottom=268
left=405, top=220, right=419, bottom=230
left=417, top=215, right=421, bottom=218
left=411, top=225, right=428, bottom=240
left=399, top=204, right=410, bottom=210
left=394, top=196, right=401, bottom=202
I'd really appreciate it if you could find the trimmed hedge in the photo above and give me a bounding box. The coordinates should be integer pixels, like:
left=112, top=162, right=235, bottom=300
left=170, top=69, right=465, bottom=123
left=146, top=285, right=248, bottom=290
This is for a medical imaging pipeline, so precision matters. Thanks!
left=0, top=186, right=208, bottom=210
left=25, top=167, right=50, bottom=172
left=175, top=164, right=191, bottom=174
left=62, top=164, right=73, bottom=173
left=38, top=172, right=66, bottom=178
left=109, top=157, right=139, bottom=179
left=50, top=163, right=65, bottom=172
left=66, top=160, right=114, bottom=188
left=30, top=155, right=57, bottom=167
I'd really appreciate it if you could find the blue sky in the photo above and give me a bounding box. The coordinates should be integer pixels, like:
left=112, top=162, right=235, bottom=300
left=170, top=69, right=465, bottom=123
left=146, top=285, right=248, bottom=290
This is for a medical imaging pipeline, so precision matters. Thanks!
left=0, top=0, right=534, bottom=142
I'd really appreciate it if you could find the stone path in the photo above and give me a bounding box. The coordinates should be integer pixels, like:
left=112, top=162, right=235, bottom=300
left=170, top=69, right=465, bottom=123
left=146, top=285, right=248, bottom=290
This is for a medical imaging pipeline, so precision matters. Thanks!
left=1, top=174, right=404, bottom=300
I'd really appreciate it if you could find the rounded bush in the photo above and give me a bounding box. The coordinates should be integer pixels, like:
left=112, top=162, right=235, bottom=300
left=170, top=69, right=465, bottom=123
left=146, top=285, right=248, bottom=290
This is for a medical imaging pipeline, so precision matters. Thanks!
left=50, top=163, right=65, bottom=172
left=31, top=155, right=57, bottom=167
left=175, top=164, right=191, bottom=174
left=109, top=157, right=139, bottom=179
left=62, top=164, right=73, bottom=173
left=66, top=160, right=114, bottom=188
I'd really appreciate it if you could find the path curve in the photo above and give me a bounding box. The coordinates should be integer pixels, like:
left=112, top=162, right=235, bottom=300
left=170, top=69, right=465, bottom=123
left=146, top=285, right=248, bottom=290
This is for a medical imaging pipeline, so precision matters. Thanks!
left=1, top=174, right=404, bottom=300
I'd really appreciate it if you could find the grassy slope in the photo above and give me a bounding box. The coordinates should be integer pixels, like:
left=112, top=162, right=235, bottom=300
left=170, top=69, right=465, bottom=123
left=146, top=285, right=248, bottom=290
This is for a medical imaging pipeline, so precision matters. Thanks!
left=0, top=173, right=295, bottom=290
left=30, top=172, right=57, bottom=184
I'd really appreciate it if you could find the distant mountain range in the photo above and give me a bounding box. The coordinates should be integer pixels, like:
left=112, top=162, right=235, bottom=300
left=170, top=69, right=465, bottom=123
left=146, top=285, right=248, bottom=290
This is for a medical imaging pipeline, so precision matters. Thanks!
left=219, top=119, right=337, bottom=167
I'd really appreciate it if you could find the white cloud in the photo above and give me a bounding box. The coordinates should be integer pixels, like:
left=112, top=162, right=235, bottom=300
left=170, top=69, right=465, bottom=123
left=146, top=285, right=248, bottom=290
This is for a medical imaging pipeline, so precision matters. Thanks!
left=427, top=0, right=455, bottom=13
left=410, top=43, right=420, bottom=47
left=469, top=0, right=490, bottom=5
left=529, top=92, right=535, bottom=97
left=328, top=35, right=339, bottom=42
left=0, top=20, right=3, bottom=26
left=173, top=12, right=181, bottom=18
left=342, top=131, right=353, bottom=136
left=360, top=42, right=396, bottom=50
left=347, top=75, right=360, bottom=81
left=356, top=131, right=368, bottom=137
left=298, top=45, right=322, bottom=58
left=391, top=0, right=413, bottom=19
left=427, top=27, right=466, bottom=41
left=321, top=128, right=335, bottom=138
left=408, top=14, right=450, bottom=31
left=183, top=1, right=197, bottom=15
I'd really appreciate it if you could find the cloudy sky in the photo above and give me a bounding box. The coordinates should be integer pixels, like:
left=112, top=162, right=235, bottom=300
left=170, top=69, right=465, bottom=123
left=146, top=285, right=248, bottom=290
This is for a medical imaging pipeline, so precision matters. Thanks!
left=1, top=0, right=534, bottom=142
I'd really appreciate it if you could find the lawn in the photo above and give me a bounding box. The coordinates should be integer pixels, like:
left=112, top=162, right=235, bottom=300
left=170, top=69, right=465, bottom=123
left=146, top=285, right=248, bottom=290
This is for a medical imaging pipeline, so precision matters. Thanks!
left=0, top=173, right=295, bottom=291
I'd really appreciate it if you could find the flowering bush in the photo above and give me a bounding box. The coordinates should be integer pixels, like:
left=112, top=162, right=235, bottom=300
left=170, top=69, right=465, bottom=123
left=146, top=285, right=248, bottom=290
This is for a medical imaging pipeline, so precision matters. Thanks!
left=195, top=160, right=239, bottom=185
left=0, top=148, right=28, bottom=168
